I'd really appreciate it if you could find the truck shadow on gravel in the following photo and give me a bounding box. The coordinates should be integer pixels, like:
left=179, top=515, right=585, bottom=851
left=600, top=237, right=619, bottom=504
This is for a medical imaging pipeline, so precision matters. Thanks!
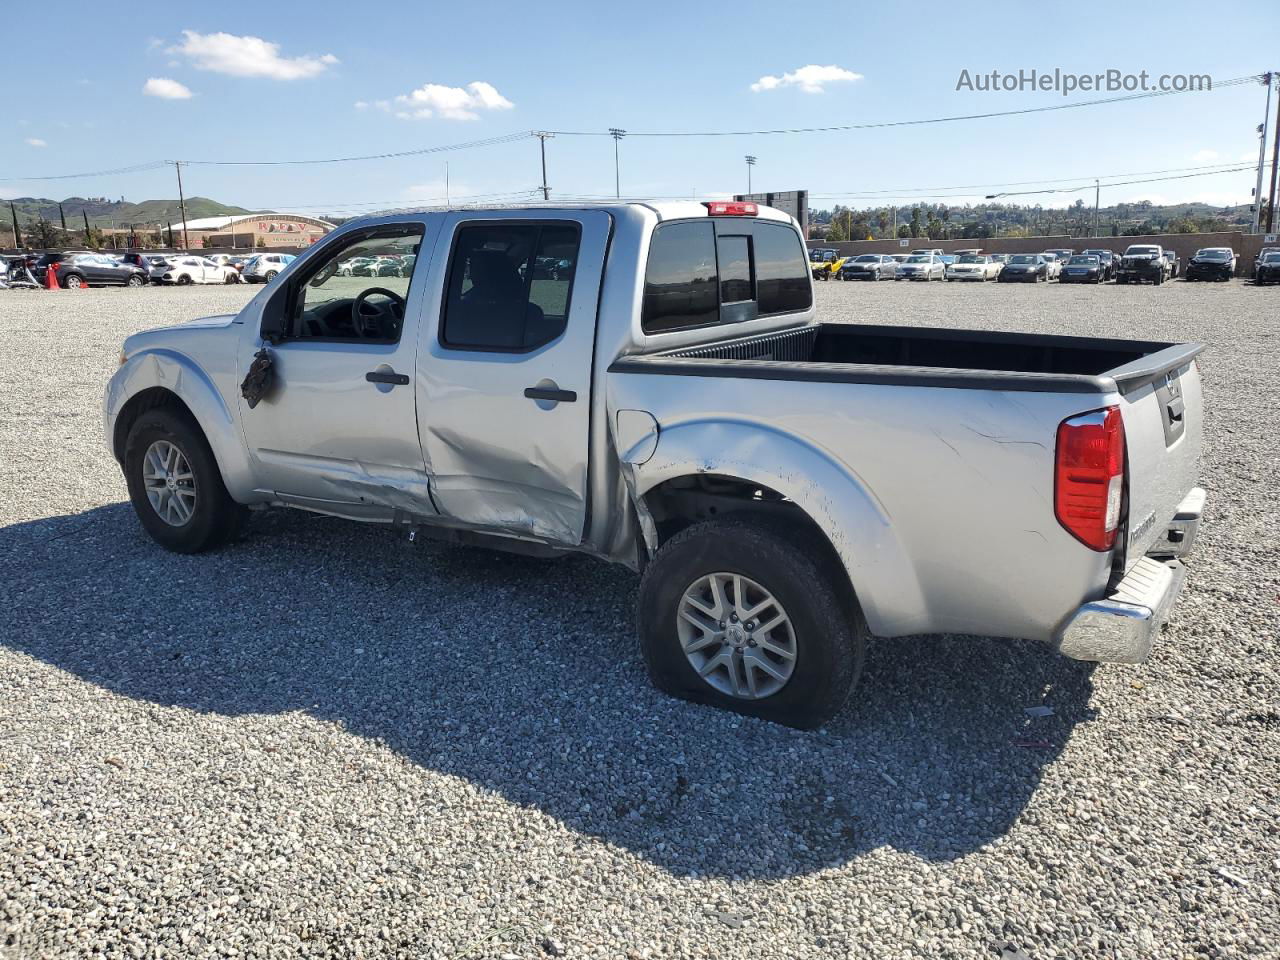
left=2, top=504, right=1098, bottom=879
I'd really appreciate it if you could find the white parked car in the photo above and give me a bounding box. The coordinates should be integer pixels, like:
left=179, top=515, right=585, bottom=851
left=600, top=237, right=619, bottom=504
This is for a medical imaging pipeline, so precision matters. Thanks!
left=242, top=253, right=297, bottom=284
left=1040, top=253, right=1063, bottom=280
left=896, top=254, right=946, bottom=281
left=158, top=256, right=239, bottom=285
left=945, top=254, right=1001, bottom=281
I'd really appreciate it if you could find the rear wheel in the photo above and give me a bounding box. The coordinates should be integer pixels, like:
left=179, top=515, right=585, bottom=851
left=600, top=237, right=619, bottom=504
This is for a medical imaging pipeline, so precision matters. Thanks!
left=62, top=273, right=85, bottom=289
left=126, top=274, right=145, bottom=287
left=638, top=518, right=867, bottom=728
left=265, top=270, right=278, bottom=282
left=123, top=409, right=246, bottom=553
left=177, top=274, right=193, bottom=286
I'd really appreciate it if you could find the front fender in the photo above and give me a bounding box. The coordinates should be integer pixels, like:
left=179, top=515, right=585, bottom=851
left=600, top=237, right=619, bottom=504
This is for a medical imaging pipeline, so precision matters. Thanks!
left=104, top=347, right=257, bottom=500
left=629, top=418, right=929, bottom=638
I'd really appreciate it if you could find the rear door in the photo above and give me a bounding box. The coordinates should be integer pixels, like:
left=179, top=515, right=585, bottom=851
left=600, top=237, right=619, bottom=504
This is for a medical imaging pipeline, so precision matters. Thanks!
left=416, top=210, right=611, bottom=544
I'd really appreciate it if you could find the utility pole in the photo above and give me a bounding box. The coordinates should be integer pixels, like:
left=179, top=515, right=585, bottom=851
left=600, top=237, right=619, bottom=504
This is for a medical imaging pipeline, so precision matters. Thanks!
left=1251, top=72, right=1273, bottom=234
left=445, top=161, right=451, bottom=207
left=609, top=128, right=626, bottom=199
left=109, top=218, right=116, bottom=249
left=535, top=132, right=553, bottom=201
left=9, top=202, right=22, bottom=250
left=1268, top=72, right=1280, bottom=234
left=173, top=161, right=190, bottom=251
left=58, top=202, right=67, bottom=231
left=745, top=155, right=757, bottom=194
left=1093, top=180, right=1100, bottom=237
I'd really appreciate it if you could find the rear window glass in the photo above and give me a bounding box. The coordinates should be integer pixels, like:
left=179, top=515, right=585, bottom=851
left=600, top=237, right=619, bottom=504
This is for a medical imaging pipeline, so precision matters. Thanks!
left=641, top=221, right=719, bottom=333
left=641, top=219, right=810, bottom=334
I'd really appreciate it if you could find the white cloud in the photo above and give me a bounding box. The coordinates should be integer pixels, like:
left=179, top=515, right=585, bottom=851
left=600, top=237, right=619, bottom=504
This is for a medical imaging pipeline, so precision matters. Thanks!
left=393, top=81, right=514, bottom=120
left=171, top=30, right=338, bottom=80
left=355, top=99, right=392, bottom=112
left=751, top=64, right=862, bottom=94
left=24, top=138, right=46, bottom=147
left=1191, top=149, right=1220, bottom=164
left=143, top=76, right=194, bottom=100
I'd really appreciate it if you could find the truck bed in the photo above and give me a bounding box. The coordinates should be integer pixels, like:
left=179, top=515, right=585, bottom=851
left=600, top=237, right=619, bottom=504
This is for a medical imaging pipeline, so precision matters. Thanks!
left=616, top=323, right=1203, bottom=396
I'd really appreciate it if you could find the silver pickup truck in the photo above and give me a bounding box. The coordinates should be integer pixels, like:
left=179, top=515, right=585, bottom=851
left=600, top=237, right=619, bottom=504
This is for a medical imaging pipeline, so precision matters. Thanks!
left=104, top=201, right=1205, bottom=727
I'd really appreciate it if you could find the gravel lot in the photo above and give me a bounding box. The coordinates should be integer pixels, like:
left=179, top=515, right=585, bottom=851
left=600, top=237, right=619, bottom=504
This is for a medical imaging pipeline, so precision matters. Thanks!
left=1, top=279, right=1277, bottom=959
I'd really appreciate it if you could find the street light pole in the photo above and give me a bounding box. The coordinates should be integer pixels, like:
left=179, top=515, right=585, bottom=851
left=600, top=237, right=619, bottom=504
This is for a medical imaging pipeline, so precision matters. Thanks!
left=1093, top=179, right=1100, bottom=237
left=1251, top=73, right=1273, bottom=234
left=745, top=155, right=757, bottom=194
left=609, top=128, right=626, bottom=199
left=173, top=161, right=190, bottom=251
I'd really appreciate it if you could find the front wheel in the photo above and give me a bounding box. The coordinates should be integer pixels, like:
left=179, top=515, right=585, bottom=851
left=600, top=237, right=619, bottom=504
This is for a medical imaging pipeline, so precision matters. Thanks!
left=123, top=409, right=246, bottom=553
left=126, top=274, right=145, bottom=287
left=62, top=273, right=85, bottom=289
left=177, top=274, right=193, bottom=286
left=264, top=270, right=278, bottom=282
left=638, top=518, right=867, bottom=728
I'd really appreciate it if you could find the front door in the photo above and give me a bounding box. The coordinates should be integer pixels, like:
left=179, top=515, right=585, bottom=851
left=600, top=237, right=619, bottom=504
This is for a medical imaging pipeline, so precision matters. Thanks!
left=237, top=221, right=437, bottom=519
left=415, top=210, right=610, bottom=545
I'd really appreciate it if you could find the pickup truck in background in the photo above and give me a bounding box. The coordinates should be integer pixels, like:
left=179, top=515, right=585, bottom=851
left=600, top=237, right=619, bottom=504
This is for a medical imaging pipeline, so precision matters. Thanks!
left=1117, top=244, right=1169, bottom=284
left=104, top=201, right=1206, bottom=728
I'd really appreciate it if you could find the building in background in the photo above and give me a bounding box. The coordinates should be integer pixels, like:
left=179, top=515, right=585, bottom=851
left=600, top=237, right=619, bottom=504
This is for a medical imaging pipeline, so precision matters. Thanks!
left=734, top=191, right=808, bottom=236
left=174, top=213, right=336, bottom=249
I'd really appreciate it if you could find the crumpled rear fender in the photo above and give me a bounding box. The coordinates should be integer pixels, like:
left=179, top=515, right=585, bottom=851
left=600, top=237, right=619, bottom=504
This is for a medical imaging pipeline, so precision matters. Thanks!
left=628, top=418, right=928, bottom=638
left=104, top=348, right=258, bottom=501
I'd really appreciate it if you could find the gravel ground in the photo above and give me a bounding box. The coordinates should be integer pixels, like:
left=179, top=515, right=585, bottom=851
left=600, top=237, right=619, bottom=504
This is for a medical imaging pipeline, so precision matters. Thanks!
left=1, top=279, right=1277, bottom=959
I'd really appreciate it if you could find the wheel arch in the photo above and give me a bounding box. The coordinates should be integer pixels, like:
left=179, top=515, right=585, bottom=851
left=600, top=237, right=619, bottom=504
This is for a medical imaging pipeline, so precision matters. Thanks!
left=629, top=420, right=929, bottom=637
left=107, top=349, right=257, bottom=500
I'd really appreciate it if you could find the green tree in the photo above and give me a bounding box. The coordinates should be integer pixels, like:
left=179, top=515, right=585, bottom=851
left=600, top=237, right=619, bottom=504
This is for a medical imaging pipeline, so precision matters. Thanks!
left=909, top=207, right=923, bottom=238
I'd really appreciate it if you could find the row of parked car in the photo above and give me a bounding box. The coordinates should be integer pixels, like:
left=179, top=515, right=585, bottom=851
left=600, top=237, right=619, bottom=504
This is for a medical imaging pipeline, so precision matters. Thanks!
left=810, top=245, right=1280, bottom=285
left=0, top=250, right=298, bottom=289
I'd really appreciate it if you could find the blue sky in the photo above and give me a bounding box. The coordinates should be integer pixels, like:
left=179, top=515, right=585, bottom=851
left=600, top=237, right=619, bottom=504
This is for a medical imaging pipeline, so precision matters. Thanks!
left=3, top=0, right=1278, bottom=216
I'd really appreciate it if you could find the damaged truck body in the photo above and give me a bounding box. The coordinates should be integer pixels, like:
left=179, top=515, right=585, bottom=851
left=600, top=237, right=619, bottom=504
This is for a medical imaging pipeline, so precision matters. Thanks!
left=105, top=201, right=1205, bottom=727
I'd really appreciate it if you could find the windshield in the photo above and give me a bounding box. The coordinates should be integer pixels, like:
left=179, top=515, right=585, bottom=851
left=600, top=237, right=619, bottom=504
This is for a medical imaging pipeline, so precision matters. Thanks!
left=1262, top=252, right=1280, bottom=263
left=1069, top=256, right=1099, bottom=265
left=1196, top=249, right=1230, bottom=260
left=958, top=255, right=984, bottom=263
left=1009, top=255, right=1036, bottom=264
left=905, top=255, right=930, bottom=263
left=853, top=255, right=879, bottom=263
left=1126, top=246, right=1160, bottom=256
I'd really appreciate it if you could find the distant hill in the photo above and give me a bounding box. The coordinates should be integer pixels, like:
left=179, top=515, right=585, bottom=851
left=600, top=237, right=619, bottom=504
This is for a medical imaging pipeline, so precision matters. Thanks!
left=6, top=196, right=255, bottom=228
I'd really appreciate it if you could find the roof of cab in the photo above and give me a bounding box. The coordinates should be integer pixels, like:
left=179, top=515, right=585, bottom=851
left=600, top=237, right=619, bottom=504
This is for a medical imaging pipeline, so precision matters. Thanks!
left=367, top=200, right=797, bottom=226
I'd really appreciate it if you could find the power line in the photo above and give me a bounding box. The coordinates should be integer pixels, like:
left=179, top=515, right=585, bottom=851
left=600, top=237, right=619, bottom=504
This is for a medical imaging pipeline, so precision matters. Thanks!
left=0, top=161, right=170, bottom=183
left=546, top=74, right=1266, bottom=138
left=179, top=132, right=533, bottom=166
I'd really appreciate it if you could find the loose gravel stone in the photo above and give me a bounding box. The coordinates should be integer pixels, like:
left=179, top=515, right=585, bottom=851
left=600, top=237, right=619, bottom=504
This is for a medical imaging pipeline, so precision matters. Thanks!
left=0, top=279, right=1276, bottom=958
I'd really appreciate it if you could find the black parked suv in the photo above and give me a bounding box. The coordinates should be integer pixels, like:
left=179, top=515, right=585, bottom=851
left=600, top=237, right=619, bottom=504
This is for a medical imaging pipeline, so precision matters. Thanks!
left=33, top=252, right=148, bottom=288
left=1184, top=248, right=1236, bottom=282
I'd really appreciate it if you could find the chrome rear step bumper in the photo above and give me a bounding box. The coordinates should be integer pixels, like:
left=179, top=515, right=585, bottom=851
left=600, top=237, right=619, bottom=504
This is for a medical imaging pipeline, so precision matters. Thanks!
left=1055, top=487, right=1205, bottom=664
left=1056, top=557, right=1187, bottom=663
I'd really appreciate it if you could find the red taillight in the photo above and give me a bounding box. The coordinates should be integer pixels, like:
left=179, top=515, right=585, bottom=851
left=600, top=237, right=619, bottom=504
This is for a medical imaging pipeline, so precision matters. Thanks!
left=704, top=201, right=758, bottom=216
left=1055, top=406, right=1125, bottom=551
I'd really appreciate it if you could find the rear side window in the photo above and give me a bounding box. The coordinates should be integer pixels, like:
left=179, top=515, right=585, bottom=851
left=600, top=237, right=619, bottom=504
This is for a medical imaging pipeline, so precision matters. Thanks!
left=442, top=221, right=582, bottom=351
left=642, top=219, right=811, bottom=334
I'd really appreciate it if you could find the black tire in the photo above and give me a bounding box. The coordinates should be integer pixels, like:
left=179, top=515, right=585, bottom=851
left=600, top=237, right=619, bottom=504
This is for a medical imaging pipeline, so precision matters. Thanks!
left=637, top=518, right=867, bottom=728
left=265, top=270, right=278, bottom=282
left=126, top=274, right=145, bottom=287
left=62, top=273, right=85, bottom=289
left=123, top=408, right=247, bottom=554
left=177, top=274, right=193, bottom=286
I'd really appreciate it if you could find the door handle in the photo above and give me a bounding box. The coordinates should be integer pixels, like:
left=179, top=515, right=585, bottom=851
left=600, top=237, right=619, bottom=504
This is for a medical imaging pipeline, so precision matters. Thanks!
left=366, top=370, right=410, bottom=386
left=524, top=386, right=577, bottom=403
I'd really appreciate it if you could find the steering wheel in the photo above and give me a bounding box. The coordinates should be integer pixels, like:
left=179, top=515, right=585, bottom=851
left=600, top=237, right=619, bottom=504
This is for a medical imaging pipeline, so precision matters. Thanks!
left=351, top=287, right=406, bottom=339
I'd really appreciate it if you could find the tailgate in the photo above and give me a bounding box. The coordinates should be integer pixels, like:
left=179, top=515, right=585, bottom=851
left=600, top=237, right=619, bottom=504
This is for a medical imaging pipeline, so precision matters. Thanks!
left=1112, top=346, right=1204, bottom=564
